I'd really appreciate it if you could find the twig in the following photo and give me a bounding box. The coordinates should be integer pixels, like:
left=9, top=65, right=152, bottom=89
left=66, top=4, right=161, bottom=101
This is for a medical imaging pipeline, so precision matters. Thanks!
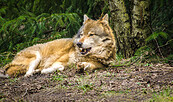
left=154, top=38, right=164, bottom=58
left=0, top=73, right=8, bottom=78
left=22, top=88, right=28, bottom=97
left=159, top=39, right=173, bottom=48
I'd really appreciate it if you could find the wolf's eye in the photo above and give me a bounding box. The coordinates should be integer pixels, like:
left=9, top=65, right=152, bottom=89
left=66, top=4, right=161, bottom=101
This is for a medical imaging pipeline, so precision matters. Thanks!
left=79, top=34, right=83, bottom=37
left=89, top=34, right=94, bottom=36
left=102, top=38, right=110, bottom=42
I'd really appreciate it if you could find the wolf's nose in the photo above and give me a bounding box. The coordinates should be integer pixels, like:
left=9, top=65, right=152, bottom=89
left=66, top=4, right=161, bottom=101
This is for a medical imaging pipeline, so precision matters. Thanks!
left=77, top=42, right=82, bottom=48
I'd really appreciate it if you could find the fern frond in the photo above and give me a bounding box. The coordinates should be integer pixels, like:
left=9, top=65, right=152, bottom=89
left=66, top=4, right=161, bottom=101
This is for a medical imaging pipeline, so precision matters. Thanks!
left=145, top=31, right=168, bottom=43
left=135, top=45, right=151, bottom=56
left=158, top=32, right=168, bottom=39
left=145, top=32, right=158, bottom=42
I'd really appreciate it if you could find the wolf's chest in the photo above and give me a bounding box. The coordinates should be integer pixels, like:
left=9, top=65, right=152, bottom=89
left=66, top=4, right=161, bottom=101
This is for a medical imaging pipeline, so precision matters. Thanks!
left=67, top=52, right=78, bottom=65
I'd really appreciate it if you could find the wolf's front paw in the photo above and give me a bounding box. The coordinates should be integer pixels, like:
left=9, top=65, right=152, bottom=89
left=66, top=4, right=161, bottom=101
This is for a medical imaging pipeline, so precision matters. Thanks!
left=24, top=72, right=33, bottom=77
left=77, top=62, right=91, bottom=72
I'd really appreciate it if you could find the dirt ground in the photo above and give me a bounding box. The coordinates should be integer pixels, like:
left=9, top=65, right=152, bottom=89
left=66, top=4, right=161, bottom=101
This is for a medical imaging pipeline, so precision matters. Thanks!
left=0, top=63, right=173, bottom=102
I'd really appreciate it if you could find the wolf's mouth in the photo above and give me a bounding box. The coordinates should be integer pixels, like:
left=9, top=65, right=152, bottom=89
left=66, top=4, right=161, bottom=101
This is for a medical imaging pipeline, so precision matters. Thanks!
left=79, top=47, right=92, bottom=55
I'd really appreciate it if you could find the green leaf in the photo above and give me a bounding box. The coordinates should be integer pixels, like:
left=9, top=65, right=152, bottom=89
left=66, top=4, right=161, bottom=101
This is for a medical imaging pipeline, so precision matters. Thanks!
left=32, top=37, right=40, bottom=44
left=158, top=32, right=168, bottom=39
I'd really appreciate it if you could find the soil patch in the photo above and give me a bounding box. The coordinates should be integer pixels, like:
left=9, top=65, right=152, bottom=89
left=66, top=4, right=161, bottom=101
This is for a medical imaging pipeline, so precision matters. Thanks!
left=0, top=63, right=173, bottom=101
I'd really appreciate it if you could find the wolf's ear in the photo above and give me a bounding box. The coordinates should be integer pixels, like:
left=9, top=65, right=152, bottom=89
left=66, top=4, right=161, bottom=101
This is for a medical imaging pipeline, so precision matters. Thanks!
left=84, top=14, right=89, bottom=23
left=102, top=14, right=109, bottom=23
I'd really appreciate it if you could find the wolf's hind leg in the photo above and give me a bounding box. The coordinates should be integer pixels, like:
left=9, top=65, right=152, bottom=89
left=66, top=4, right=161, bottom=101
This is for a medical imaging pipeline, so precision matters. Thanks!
left=5, top=64, right=27, bottom=77
left=41, top=62, right=64, bottom=74
left=24, top=51, right=41, bottom=77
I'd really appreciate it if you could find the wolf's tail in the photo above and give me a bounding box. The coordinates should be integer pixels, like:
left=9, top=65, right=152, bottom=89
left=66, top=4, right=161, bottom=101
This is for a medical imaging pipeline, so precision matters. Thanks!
left=3, top=63, right=28, bottom=77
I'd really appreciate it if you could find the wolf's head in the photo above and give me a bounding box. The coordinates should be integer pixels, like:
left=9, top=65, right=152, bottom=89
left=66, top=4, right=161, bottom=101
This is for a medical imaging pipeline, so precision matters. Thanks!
left=74, top=14, right=116, bottom=60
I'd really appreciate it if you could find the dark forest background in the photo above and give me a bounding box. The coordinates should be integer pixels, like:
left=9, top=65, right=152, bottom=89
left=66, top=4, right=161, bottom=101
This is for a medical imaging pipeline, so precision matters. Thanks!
left=0, top=0, right=172, bottom=66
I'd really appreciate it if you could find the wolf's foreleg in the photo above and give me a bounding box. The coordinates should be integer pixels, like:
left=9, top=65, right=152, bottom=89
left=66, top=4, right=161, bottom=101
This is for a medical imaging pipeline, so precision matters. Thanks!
left=24, top=51, right=41, bottom=77
left=77, top=62, right=104, bottom=71
left=41, top=62, right=64, bottom=74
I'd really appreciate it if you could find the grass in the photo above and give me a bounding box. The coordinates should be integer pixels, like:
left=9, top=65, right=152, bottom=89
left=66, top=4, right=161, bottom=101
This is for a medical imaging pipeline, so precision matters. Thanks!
left=149, top=88, right=173, bottom=102
left=51, top=72, right=67, bottom=82
left=51, top=71, right=95, bottom=94
left=78, top=83, right=93, bottom=94
left=0, top=52, right=14, bottom=68
left=9, top=77, right=18, bottom=83
left=75, top=75, right=94, bottom=94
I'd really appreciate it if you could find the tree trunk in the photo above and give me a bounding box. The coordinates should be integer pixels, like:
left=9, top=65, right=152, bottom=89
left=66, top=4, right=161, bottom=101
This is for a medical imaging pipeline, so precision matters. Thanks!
left=109, top=0, right=151, bottom=58
left=131, top=0, right=151, bottom=50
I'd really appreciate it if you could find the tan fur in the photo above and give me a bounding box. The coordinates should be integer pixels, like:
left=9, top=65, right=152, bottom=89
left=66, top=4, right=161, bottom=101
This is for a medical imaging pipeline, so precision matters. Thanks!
left=4, top=14, right=116, bottom=77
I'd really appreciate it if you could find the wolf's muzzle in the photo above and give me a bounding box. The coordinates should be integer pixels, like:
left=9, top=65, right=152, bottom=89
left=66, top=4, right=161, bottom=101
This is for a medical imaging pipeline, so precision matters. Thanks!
left=77, top=42, right=83, bottom=48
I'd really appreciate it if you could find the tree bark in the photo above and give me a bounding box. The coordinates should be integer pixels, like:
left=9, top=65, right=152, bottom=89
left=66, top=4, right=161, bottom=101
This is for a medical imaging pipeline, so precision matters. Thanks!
left=109, top=0, right=132, bottom=58
left=109, top=0, right=151, bottom=58
left=132, top=0, right=150, bottom=49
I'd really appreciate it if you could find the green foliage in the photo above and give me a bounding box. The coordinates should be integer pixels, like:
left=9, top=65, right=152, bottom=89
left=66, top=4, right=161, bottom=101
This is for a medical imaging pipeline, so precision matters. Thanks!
left=0, top=0, right=108, bottom=54
left=0, top=52, right=14, bottom=67
left=134, top=0, right=173, bottom=63
left=0, top=0, right=109, bottom=68
left=0, top=13, right=81, bottom=52
left=135, top=45, right=152, bottom=56
left=0, top=0, right=172, bottom=65
left=150, top=0, right=173, bottom=56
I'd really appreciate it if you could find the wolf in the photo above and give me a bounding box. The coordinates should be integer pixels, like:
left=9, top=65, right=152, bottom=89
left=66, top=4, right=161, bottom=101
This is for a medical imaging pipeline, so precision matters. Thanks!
left=3, top=14, right=116, bottom=77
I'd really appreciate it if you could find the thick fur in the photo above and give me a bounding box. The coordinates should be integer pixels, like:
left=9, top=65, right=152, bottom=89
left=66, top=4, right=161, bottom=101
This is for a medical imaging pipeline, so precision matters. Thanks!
left=3, top=14, right=116, bottom=77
